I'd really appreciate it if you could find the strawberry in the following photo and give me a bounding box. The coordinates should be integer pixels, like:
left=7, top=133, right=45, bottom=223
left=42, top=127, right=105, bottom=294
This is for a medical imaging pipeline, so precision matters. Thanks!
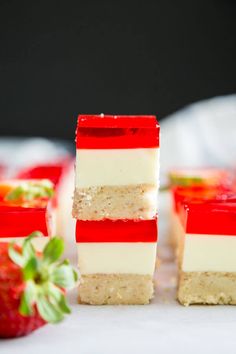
left=0, top=232, right=78, bottom=338
left=5, top=180, right=55, bottom=202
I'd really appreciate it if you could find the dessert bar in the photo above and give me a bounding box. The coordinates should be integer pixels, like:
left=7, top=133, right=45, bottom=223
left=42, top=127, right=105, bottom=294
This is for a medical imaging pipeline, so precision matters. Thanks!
left=0, top=179, right=55, bottom=249
left=73, top=115, right=159, bottom=220
left=73, top=114, right=160, bottom=305
left=177, top=199, right=236, bottom=305
left=76, top=219, right=158, bottom=304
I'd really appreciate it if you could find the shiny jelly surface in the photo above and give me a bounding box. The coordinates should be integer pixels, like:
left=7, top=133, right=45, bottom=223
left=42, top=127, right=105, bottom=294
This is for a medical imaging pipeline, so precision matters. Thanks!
left=16, top=158, right=72, bottom=186
left=76, top=115, right=160, bottom=149
left=183, top=200, right=236, bottom=235
left=172, top=185, right=233, bottom=214
left=76, top=218, right=158, bottom=243
left=0, top=205, right=49, bottom=237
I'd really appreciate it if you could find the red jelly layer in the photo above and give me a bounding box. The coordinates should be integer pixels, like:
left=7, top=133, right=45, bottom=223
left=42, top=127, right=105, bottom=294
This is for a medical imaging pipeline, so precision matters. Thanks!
left=76, top=115, right=160, bottom=149
left=16, top=160, right=73, bottom=208
left=76, top=218, right=158, bottom=243
left=0, top=205, right=50, bottom=237
left=172, top=185, right=233, bottom=214
left=16, top=158, right=72, bottom=186
left=183, top=201, right=236, bottom=235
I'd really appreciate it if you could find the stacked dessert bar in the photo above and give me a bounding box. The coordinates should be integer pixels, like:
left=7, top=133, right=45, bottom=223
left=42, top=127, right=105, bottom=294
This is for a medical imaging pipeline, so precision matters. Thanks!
left=73, top=114, right=160, bottom=304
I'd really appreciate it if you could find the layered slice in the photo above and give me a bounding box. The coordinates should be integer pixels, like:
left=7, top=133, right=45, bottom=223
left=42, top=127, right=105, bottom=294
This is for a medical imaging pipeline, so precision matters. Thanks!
left=0, top=179, right=55, bottom=250
left=76, top=218, right=158, bottom=305
left=73, top=115, right=160, bottom=220
left=177, top=200, right=236, bottom=305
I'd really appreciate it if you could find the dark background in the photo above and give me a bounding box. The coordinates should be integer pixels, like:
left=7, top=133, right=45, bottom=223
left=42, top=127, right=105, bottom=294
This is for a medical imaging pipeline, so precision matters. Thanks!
left=0, top=0, right=236, bottom=140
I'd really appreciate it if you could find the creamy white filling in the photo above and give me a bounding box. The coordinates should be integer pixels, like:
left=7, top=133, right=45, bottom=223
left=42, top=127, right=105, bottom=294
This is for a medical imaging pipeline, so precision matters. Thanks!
left=76, top=148, right=159, bottom=187
left=0, top=237, right=49, bottom=251
left=182, top=235, right=236, bottom=272
left=77, top=242, right=157, bottom=275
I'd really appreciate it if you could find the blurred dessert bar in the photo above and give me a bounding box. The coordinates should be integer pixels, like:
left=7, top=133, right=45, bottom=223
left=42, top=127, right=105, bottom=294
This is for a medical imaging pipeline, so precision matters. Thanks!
left=16, top=158, right=75, bottom=238
left=177, top=199, right=236, bottom=305
left=0, top=179, right=55, bottom=249
left=168, top=168, right=232, bottom=248
left=167, top=167, right=236, bottom=305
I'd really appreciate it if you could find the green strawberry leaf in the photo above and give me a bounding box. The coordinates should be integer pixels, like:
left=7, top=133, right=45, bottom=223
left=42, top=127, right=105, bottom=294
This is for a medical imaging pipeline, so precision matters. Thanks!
left=9, top=232, right=43, bottom=268
left=8, top=242, right=24, bottom=267
left=23, top=257, right=39, bottom=281
left=5, top=180, right=54, bottom=202
left=50, top=264, right=78, bottom=289
left=43, top=237, right=64, bottom=264
left=169, top=175, right=204, bottom=187
left=57, top=295, right=71, bottom=314
left=37, top=294, right=64, bottom=323
left=22, top=231, right=42, bottom=260
left=47, top=283, right=71, bottom=314
left=60, top=259, right=69, bottom=265
left=19, top=281, right=37, bottom=316
left=6, top=186, right=24, bottom=200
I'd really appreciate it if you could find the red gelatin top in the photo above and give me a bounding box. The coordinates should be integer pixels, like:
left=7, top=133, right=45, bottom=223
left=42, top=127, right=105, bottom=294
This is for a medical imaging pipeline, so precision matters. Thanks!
left=76, top=114, right=160, bottom=149
left=76, top=218, right=158, bottom=243
left=16, top=161, right=72, bottom=208
left=16, top=158, right=73, bottom=187
left=171, top=184, right=234, bottom=215
left=183, top=200, right=236, bottom=235
left=0, top=205, right=49, bottom=237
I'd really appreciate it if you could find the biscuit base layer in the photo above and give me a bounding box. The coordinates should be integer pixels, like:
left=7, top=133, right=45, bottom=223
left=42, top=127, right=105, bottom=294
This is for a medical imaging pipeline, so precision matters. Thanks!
left=78, top=274, right=154, bottom=305
left=178, top=271, right=236, bottom=306
left=72, top=184, right=157, bottom=220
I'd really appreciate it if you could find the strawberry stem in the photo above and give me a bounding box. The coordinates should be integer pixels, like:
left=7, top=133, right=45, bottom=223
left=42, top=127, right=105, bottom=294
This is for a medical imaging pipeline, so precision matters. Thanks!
left=8, top=233, right=78, bottom=324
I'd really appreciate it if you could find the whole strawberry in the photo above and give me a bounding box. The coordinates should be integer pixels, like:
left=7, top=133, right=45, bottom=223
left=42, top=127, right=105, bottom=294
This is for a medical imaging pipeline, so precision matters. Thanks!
left=0, top=232, right=78, bottom=338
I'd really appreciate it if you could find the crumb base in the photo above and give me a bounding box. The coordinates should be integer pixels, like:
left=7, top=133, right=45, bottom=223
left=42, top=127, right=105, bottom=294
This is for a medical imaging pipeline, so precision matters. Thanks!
left=72, top=184, right=157, bottom=220
left=78, top=273, right=154, bottom=305
left=178, top=271, right=236, bottom=306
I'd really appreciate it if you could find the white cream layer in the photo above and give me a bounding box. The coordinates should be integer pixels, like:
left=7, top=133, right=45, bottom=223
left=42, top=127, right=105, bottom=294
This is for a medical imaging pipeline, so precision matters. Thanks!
left=76, top=148, right=159, bottom=188
left=77, top=242, right=157, bottom=275
left=182, top=235, right=236, bottom=272
left=0, top=237, right=49, bottom=251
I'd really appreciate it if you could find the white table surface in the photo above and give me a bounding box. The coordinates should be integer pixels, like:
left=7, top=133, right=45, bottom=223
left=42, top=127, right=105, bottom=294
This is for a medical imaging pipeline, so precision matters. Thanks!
left=1, top=193, right=236, bottom=354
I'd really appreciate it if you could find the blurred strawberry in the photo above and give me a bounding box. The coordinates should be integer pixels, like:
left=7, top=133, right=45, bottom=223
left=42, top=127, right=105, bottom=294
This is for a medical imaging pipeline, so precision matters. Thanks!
left=0, top=232, right=78, bottom=338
